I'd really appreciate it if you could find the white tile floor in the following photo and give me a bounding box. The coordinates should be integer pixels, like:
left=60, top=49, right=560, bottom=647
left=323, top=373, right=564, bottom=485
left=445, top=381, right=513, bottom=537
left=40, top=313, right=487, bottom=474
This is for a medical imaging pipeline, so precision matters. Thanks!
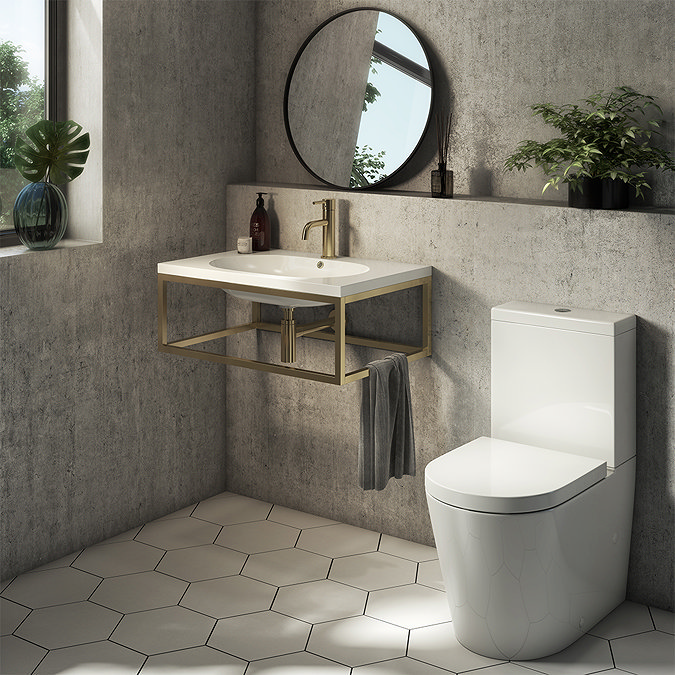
left=1, top=491, right=673, bottom=674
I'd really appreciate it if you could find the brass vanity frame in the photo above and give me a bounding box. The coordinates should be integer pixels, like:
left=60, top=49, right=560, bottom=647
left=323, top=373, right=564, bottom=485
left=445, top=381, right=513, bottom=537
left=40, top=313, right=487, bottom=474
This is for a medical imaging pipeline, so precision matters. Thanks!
left=158, top=273, right=432, bottom=385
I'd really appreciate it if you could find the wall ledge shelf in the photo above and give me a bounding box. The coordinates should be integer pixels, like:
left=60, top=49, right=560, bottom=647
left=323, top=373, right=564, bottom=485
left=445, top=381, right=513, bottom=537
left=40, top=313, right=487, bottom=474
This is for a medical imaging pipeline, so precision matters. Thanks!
left=232, top=182, right=675, bottom=215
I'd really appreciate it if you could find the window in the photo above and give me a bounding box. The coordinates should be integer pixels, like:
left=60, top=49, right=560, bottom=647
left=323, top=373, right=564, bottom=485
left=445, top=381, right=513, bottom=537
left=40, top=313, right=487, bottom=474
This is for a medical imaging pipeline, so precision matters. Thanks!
left=0, top=0, right=53, bottom=246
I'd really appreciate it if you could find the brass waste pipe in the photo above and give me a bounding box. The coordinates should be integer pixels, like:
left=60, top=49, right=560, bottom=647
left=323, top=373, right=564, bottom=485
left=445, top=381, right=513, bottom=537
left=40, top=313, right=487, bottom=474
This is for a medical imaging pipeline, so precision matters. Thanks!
left=280, top=308, right=337, bottom=363
left=281, top=307, right=296, bottom=363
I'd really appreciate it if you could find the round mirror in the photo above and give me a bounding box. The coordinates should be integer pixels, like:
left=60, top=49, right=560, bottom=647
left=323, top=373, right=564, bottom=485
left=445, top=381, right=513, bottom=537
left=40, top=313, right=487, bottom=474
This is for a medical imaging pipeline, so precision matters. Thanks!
left=284, top=9, right=433, bottom=189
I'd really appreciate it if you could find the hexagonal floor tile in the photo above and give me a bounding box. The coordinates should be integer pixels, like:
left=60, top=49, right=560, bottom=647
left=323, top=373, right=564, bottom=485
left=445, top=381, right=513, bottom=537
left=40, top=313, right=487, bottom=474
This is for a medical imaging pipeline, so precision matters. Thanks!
left=90, top=571, right=188, bottom=613
left=243, top=547, right=330, bottom=586
left=589, top=601, right=655, bottom=640
left=111, top=606, right=214, bottom=655
left=611, top=630, right=675, bottom=675
left=33, top=640, right=145, bottom=674
left=307, top=615, right=408, bottom=667
left=15, top=602, right=121, bottom=650
left=2, top=567, right=100, bottom=608
left=246, top=651, right=351, bottom=674
left=408, top=622, right=504, bottom=672
left=135, top=517, right=221, bottom=550
left=512, top=634, right=613, bottom=674
left=352, top=656, right=458, bottom=674
left=72, top=540, right=163, bottom=577
left=418, top=559, right=445, bottom=591
left=379, top=534, right=438, bottom=562
left=297, top=524, right=379, bottom=558
left=0, top=635, right=47, bottom=675
left=267, top=504, right=337, bottom=530
left=215, top=520, right=299, bottom=553
left=180, top=575, right=276, bottom=618
left=156, top=504, right=197, bottom=520
left=156, top=543, right=247, bottom=582
left=31, top=550, right=82, bottom=571
left=273, top=579, right=367, bottom=623
left=140, top=645, right=246, bottom=674
left=96, top=527, right=142, bottom=545
left=192, top=494, right=272, bottom=525
left=651, top=606, right=675, bottom=634
left=328, top=551, right=417, bottom=591
left=209, top=610, right=310, bottom=661
left=366, top=583, right=451, bottom=629
left=1, top=597, right=31, bottom=635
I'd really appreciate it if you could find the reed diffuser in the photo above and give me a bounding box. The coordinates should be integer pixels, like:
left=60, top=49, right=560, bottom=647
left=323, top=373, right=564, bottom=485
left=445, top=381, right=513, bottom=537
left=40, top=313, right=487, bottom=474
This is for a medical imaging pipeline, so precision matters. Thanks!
left=431, top=110, right=453, bottom=197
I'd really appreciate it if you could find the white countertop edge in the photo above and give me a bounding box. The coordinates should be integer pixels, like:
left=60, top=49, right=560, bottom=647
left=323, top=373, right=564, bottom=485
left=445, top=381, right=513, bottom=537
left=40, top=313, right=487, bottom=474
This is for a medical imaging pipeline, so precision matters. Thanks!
left=158, top=250, right=432, bottom=299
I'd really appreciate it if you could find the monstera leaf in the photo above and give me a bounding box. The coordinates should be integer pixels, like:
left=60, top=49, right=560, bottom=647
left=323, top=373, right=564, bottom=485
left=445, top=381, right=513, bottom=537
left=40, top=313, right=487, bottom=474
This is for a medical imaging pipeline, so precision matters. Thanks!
left=14, top=120, right=90, bottom=184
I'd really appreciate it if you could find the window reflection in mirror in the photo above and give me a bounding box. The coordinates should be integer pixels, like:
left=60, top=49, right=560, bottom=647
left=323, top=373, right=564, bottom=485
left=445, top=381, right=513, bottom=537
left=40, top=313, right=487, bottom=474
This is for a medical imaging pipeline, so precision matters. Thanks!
left=285, top=10, right=432, bottom=190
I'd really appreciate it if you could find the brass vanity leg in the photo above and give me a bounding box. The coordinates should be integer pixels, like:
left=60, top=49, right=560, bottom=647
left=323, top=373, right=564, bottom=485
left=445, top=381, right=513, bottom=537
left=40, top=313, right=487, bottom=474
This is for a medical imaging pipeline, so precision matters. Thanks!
left=422, top=277, right=432, bottom=356
left=334, top=299, right=346, bottom=384
left=158, top=278, right=168, bottom=348
left=251, top=301, right=261, bottom=325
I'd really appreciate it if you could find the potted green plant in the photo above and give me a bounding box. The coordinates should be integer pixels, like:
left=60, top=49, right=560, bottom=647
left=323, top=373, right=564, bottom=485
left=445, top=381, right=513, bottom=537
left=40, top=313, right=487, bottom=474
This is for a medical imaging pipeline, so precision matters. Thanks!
left=504, top=86, right=675, bottom=208
left=12, top=119, right=89, bottom=249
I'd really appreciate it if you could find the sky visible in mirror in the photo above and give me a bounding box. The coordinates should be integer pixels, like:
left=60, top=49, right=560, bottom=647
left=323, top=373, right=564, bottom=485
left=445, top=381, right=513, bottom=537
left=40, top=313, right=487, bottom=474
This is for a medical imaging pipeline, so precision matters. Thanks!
left=356, top=13, right=432, bottom=179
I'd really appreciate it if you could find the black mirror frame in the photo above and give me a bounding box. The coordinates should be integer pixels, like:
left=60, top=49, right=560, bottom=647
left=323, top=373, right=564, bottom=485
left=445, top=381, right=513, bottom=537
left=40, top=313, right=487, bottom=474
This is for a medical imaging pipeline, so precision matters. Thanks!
left=283, top=7, right=435, bottom=191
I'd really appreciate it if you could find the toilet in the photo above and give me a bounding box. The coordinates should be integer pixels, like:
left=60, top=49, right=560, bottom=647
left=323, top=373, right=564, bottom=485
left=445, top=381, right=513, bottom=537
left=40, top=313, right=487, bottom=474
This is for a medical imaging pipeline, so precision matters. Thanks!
left=425, top=301, right=636, bottom=660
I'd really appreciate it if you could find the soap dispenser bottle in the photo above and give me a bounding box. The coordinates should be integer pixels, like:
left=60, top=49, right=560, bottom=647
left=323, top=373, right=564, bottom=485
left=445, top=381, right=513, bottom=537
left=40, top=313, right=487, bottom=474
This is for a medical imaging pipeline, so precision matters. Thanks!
left=250, top=192, right=271, bottom=251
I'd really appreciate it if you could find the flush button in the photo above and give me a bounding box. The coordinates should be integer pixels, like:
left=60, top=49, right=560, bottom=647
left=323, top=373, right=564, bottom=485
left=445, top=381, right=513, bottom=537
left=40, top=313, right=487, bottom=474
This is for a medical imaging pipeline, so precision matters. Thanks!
left=555, top=308, right=571, bottom=313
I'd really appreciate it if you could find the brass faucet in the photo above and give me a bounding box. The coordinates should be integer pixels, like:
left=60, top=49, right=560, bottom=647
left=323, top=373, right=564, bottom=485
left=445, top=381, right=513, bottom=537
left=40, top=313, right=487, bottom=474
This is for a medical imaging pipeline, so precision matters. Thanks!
left=302, top=198, right=336, bottom=259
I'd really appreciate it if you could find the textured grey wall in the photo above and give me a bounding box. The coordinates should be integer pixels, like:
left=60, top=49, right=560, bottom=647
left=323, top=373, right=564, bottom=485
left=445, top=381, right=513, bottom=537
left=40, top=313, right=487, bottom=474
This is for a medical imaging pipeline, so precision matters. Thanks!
left=226, top=0, right=675, bottom=616
left=225, top=184, right=674, bottom=612
left=0, top=0, right=255, bottom=579
left=257, top=0, right=675, bottom=207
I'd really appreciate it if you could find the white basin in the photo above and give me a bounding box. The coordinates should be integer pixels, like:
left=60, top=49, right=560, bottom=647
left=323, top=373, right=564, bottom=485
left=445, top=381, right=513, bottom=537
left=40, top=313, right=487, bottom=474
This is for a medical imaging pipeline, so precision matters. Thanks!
left=210, top=254, right=370, bottom=279
left=158, top=250, right=431, bottom=308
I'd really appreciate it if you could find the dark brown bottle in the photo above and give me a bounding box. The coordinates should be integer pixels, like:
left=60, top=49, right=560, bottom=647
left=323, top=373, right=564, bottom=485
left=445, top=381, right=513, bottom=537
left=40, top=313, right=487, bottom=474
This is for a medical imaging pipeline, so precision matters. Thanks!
left=250, top=192, right=270, bottom=251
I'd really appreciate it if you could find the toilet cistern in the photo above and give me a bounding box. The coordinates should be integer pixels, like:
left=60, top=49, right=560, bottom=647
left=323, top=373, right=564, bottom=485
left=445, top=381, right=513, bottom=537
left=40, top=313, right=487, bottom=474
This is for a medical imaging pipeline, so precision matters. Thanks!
left=302, top=198, right=336, bottom=259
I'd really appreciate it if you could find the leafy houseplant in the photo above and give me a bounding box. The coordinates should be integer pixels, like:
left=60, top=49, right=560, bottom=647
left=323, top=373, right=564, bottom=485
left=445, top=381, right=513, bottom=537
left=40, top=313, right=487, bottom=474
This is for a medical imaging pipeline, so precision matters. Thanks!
left=504, top=86, right=675, bottom=208
left=12, top=119, right=89, bottom=249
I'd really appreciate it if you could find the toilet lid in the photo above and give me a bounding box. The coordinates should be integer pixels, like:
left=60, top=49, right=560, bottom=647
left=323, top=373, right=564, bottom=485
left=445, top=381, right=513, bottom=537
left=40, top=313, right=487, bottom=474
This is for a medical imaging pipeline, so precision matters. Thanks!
left=425, top=437, right=607, bottom=514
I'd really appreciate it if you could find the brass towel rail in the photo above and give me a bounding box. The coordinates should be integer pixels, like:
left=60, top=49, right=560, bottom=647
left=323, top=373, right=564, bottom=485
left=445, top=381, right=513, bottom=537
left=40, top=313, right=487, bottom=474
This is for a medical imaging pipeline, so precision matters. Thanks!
left=158, top=273, right=432, bottom=385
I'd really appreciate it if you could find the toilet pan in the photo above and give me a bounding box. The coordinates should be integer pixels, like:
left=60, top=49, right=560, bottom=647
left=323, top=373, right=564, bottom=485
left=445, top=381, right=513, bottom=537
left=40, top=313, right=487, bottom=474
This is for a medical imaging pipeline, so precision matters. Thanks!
left=425, top=438, right=635, bottom=660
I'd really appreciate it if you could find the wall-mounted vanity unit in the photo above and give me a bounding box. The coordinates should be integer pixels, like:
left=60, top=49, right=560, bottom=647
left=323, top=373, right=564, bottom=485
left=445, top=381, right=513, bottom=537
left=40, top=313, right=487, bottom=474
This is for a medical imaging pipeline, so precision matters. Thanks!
left=157, top=250, right=432, bottom=385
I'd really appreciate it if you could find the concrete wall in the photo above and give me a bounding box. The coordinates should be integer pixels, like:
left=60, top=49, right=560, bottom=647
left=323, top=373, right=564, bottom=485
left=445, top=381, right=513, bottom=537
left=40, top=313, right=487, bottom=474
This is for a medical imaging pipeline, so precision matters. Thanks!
left=225, top=184, right=674, bottom=612
left=2, top=0, right=672, bottom=613
left=0, top=0, right=256, bottom=579
left=234, top=0, right=674, bottom=610
left=257, top=0, right=675, bottom=208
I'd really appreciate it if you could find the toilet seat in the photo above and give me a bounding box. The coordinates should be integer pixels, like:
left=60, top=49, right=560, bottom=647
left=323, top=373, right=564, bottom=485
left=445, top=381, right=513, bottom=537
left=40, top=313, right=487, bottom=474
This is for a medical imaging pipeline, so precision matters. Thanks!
left=425, top=437, right=607, bottom=514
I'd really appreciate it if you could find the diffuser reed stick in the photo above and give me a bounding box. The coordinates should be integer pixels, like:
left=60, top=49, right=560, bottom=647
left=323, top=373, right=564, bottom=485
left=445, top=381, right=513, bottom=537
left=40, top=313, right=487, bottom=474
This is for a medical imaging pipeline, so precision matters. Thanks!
left=431, top=109, right=453, bottom=197
left=436, top=110, right=452, bottom=166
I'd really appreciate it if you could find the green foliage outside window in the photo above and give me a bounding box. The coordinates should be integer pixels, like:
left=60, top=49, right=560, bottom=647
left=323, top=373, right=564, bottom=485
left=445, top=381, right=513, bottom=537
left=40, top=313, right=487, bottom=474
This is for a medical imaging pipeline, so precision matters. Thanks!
left=0, top=40, right=45, bottom=229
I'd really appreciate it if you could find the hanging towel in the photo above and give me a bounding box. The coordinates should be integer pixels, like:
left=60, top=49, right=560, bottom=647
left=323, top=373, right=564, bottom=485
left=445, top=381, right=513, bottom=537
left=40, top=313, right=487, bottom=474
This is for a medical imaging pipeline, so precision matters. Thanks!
left=359, top=353, right=416, bottom=490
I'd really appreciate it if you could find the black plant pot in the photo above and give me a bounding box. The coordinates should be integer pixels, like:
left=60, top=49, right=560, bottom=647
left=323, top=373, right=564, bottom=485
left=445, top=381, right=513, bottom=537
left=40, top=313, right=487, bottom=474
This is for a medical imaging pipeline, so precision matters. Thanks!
left=568, top=178, right=603, bottom=209
left=568, top=177, right=631, bottom=209
left=601, top=178, right=630, bottom=209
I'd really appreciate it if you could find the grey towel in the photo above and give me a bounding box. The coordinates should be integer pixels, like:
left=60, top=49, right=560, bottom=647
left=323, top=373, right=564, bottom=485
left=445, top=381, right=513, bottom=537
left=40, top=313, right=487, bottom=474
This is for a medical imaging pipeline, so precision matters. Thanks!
left=359, top=353, right=416, bottom=490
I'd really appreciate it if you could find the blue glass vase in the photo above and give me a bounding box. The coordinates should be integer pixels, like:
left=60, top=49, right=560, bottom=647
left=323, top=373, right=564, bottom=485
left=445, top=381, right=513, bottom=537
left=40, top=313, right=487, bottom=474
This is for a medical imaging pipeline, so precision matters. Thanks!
left=13, top=182, right=68, bottom=250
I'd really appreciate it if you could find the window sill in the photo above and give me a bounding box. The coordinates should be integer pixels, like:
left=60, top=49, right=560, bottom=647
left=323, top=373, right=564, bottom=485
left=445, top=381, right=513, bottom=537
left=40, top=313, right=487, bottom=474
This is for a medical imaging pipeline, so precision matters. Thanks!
left=0, top=238, right=100, bottom=259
